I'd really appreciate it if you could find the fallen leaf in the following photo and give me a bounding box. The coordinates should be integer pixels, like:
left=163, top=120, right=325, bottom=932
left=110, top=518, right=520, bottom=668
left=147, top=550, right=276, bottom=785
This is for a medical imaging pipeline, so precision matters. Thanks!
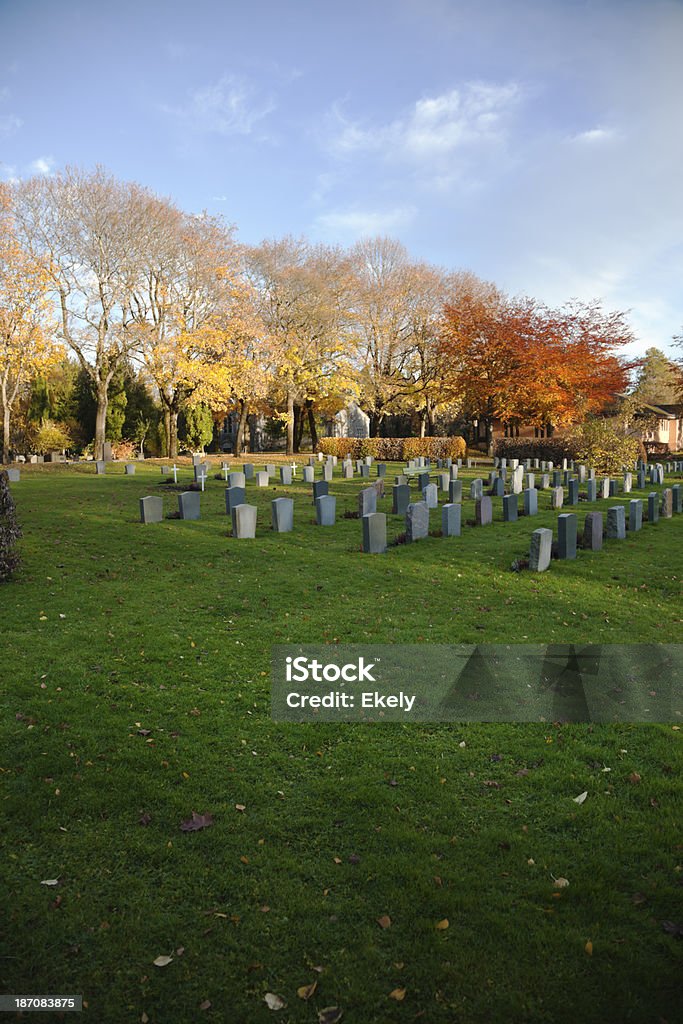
left=436, top=918, right=449, bottom=930
left=240, top=856, right=249, bottom=864
left=628, top=772, right=641, bottom=785
left=333, top=857, right=342, bottom=865
left=180, top=811, right=214, bottom=832
left=552, top=877, right=570, bottom=889
left=40, top=879, right=59, bottom=887
left=199, top=999, right=211, bottom=1011
left=377, top=914, right=392, bottom=929
left=153, top=955, right=173, bottom=967
left=264, top=992, right=286, bottom=1010
left=482, top=780, right=501, bottom=788
left=318, top=1009, right=343, bottom=1024
left=141, top=1014, right=149, bottom=1024
left=176, top=946, right=185, bottom=957
left=458, top=741, right=466, bottom=748
left=50, top=895, right=62, bottom=909
left=137, top=729, right=152, bottom=737
left=389, top=988, right=406, bottom=1001
left=235, top=804, right=246, bottom=812
left=584, top=940, right=593, bottom=955
left=297, top=981, right=317, bottom=1000
left=573, top=791, right=588, bottom=805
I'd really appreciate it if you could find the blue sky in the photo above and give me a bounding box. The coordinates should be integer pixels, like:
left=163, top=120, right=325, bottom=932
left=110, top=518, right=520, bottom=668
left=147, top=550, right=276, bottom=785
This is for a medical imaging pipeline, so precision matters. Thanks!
left=2, top=0, right=682, bottom=357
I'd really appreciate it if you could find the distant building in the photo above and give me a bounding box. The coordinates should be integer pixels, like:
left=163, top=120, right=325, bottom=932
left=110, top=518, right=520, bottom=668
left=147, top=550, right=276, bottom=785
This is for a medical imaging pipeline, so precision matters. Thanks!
left=634, top=402, right=683, bottom=454
left=327, top=402, right=370, bottom=439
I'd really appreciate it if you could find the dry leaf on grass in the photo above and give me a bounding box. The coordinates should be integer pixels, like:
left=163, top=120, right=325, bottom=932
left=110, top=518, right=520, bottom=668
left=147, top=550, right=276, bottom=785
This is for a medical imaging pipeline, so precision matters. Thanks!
left=436, top=918, right=449, bottom=930
left=389, top=988, right=406, bottom=1001
left=180, top=811, right=214, bottom=832
left=573, top=791, right=588, bottom=805
left=153, top=955, right=173, bottom=967
left=264, top=993, right=286, bottom=1011
left=318, top=1009, right=343, bottom=1024
left=377, top=915, right=392, bottom=929
left=297, top=981, right=317, bottom=1000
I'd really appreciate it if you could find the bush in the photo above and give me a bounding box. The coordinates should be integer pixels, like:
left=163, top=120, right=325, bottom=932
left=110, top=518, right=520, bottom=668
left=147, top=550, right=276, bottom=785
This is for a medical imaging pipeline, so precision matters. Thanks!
left=317, top=436, right=466, bottom=461
left=111, top=440, right=137, bottom=460
left=493, top=424, right=645, bottom=474
left=493, top=437, right=576, bottom=463
left=0, top=470, right=22, bottom=583
left=33, top=419, right=73, bottom=454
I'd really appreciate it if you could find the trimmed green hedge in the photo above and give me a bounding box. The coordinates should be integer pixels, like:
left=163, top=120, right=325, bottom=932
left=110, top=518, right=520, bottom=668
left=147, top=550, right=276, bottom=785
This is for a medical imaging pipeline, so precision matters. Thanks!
left=317, top=436, right=467, bottom=461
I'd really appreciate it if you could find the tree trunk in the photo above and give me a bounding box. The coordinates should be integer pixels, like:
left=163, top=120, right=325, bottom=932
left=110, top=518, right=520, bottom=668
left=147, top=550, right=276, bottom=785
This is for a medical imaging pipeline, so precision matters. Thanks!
left=306, top=399, right=318, bottom=451
left=2, top=400, right=10, bottom=465
left=94, top=383, right=108, bottom=460
left=163, top=407, right=171, bottom=457
left=286, top=391, right=294, bottom=456
left=235, top=399, right=249, bottom=453
left=169, top=410, right=179, bottom=459
left=369, top=410, right=382, bottom=437
left=294, top=403, right=305, bottom=452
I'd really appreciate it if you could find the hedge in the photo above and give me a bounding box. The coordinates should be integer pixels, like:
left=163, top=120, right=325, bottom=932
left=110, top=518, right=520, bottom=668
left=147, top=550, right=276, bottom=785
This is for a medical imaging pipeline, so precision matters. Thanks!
left=0, top=470, right=22, bottom=583
left=317, top=436, right=467, bottom=461
left=493, top=426, right=646, bottom=475
left=492, top=438, right=576, bottom=463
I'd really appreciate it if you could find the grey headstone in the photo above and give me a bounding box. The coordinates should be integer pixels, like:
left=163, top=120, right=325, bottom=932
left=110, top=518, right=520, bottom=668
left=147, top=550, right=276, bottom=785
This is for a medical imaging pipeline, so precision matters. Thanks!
left=225, top=485, right=246, bottom=514
left=637, top=469, right=646, bottom=489
left=373, top=479, right=385, bottom=500
left=422, top=482, right=438, bottom=508
left=577, top=464, right=587, bottom=482
left=449, top=480, right=463, bottom=504
left=178, top=491, right=200, bottom=520
left=406, top=501, right=429, bottom=541
left=394, top=474, right=408, bottom=486
left=583, top=512, right=603, bottom=550
left=192, top=454, right=202, bottom=466
left=475, top=496, right=493, bottom=526
left=243, top=463, right=255, bottom=480
left=568, top=479, right=579, bottom=505
left=125, top=464, right=136, bottom=476
left=551, top=470, right=561, bottom=487
left=256, top=472, right=269, bottom=487
left=526, top=473, right=535, bottom=490
left=511, top=467, right=524, bottom=494
left=228, top=471, right=246, bottom=488
left=102, top=442, right=113, bottom=462
left=600, top=478, right=610, bottom=499
left=540, top=473, right=550, bottom=490
left=647, top=492, right=659, bottom=524
left=343, top=461, right=354, bottom=479
left=606, top=505, right=626, bottom=539
left=313, top=480, right=329, bottom=505
left=271, top=497, right=293, bottom=533
left=442, top=503, right=461, bottom=537
left=529, top=528, right=553, bottom=571
left=417, top=471, right=430, bottom=491
left=623, top=472, right=632, bottom=493
left=139, top=495, right=163, bottom=524
left=672, top=484, right=682, bottom=513
left=491, top=477, right=505, bottom=497
left=661, top=488, right=673, bottom=518
left=628, top=499, right=643, bottom=532
left=558, top=513, right=577, bottom=559
left=6, top=468, right=20, bottom=482
left=315, top=494, right=336, bottom=526
left=470, top=478, right=484, bottom=500
left=231, top=503, right=257, bottom=538
left=303, top=466, right=315, bottom=483
left=161, top=465, right=171, bottom=475
left=362, top=512, right=387, bottom=554
left=609, top=480, right=618, bottom=497
left=95, top=461, right=106, bottom=475
left=280, top=466, right=292, bottom=486
left=266, top=464, right=276, bottom=476
left=586, top=479, right=597, bottom=503
left=523, top=488, right=538, bottom=516
left=503, top=493, right=518, bottom=522
left=376, top=463, right=386, bottom=478
left=359, top=464, right=370, bottom=479
left=551, top=487, right=564, bottom=509
left=437, top=472, right=449, bottom=493
left=449, top=466, right=458, bottom=480
left=324, top=462, right=334, bottom=482
left=359, top=486, right=377, bottom=516
left=194, top=463, right=209, bottom=482
left=392, top=483, right=410, bottom=515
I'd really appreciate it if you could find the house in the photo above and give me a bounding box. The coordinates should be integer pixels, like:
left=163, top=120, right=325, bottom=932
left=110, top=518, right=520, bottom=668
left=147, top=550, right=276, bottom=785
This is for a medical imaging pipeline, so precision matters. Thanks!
left=633, top=402, right=683, bottom=454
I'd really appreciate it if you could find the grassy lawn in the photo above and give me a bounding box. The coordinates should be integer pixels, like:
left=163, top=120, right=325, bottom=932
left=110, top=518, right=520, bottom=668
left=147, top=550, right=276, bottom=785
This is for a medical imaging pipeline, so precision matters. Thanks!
left=1, top=460, right=682, bottom=1024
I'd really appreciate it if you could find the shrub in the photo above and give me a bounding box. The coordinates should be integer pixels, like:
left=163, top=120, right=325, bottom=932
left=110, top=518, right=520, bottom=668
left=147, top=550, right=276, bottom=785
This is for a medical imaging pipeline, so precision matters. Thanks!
left=33, top=419, right=73, bottom=454
left=317, top=436, right=466, bottom=461
left=111, top=440, right=137, bottom=460
left=492, top=437, right=576, bottom=463
left=0, top=470, right=22, bottom=583
left=569, top=420, right=643, bottom=475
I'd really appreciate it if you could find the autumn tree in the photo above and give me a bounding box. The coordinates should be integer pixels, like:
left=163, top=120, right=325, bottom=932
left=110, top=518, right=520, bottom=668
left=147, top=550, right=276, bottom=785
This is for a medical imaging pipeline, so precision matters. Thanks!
left=0, top=184, right=59, bottom=462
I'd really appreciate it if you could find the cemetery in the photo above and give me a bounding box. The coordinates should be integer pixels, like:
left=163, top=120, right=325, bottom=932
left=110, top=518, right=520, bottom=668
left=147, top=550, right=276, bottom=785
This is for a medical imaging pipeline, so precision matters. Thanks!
left=1, top=450, right=682, bottom=1023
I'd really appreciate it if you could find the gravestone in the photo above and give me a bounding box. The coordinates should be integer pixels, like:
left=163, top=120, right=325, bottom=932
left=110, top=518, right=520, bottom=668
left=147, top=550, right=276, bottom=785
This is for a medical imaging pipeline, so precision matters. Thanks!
left=672, top=484, right=682, bottom=513
left=303, top=466, right=315, bottom=484
left=225, top=485, right=246, bottom=514
left=392, top=483, right=410, bottom=515
left=102, top=442, right=113, bottom=462
left=623, top=472, right=632, bottom=493
left=558, top=513, right=577, bottom=559
left=449, top=466, right=458, bottom=480
left=661, top=489, right=673, bottom=518
left=475, top=496, right=493, bottom=526
left=192, top=454, right=202, bottom=466
left=551, top=487, right=564, bottom=509
left=194, top=463, right=209, bottom=482
left=395, top=474, right=408, bottom=486
left=365, top=456, right=372, bottom=466
left=178, top=491, right=200, bottom=520
left=511, top=467, right=524, bottom=494
left=491, top=477, right=505, bottom=497
left=7, top=468, right=20, bottom=482
left=280, top=466, right=292, bottom=486
left=551, top=470, right=561, bottom=487
left=449, top=480, right=463, bottom=504
left=231, top=503, right=257, bottom=539
left=442, top=503, right=461, bottom=537
left=266, top=464, right=276, bottom=476
left=540, top=473, right=550, bottom=490
left=343, top=461, right=354, bottom=479
left=529, top=528, right=553, bottom=571
left=359, top=464, right=370, bottom=479
left=423, top=483, right=438, bottom=508
left=510, top=459, right=519, bottom=470
left=312, top=480, right=329, bottom=506
left=315, top=494, right=336, bottom=526
left=228, top=471, right=246, bottom=488
left=503, top=493, right=518, bottom=522
left=637, top=469, right=646, bottom=489
left=373, top=478, right=385, bottom=500
left=406, top=501, right=429, bottom=541
left=599, top=478, right=610, bottom=499
left=628, top=499, right=643, bottom=532
left=577, top=465, right=587, bottom=483
left=243, top=463, right=255, bottom=480
left=324, top=463, right=334, bottom=482
left=376, top=463, right=386, bottom=478
left=568, top=479, right=579, bottom=505
left=139, top=496, right=163, bottom=524
left=526, top=473, right=535, bottom=490
left=607, top=506, right=626, bottom=539
left=358, top=486, right=377, bottom=517
left=362, top=512, right=387, bottom=554
left=647, top=492, right=659, bottom=524
left=437, top=472, right=449, bottom=493
left=271, top=497, right=294, bottom=533
left=417, top=471, right=430, bottom=491
left=125, top=464, right=136, bottom=476
left=583, top=512, right=603, bottom=550
left=608, top=480, right=618, bottom=497
left=470, top=479, right=484, bottom=500
left=523, top=488, right=538, bottom=516
left=586, top=479, right=597, bottom=503
left=256, top=472, right=269, bottom=487
left=95, top=461, right=106, bottom=475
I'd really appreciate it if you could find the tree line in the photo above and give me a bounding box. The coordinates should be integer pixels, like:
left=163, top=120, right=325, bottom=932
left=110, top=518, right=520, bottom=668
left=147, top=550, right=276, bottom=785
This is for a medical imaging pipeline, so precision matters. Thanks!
left=2, top=166, right=682, bottom=463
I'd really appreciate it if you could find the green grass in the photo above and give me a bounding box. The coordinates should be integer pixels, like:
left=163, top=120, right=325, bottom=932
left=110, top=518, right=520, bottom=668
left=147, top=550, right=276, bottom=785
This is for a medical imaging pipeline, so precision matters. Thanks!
left=1, top=459, right=682, bottom=1024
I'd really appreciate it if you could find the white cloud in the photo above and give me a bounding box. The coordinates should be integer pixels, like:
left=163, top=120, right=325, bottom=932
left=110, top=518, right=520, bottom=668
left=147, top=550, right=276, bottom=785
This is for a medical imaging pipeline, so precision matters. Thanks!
left=314, top=205, right=417, bottom=236
left=0, top=113, right=22, bottom=134
left=569, top=127, right=617, bottom=144
left=328, top=81, right=521, bottom=161
left=162, top=74, right=276, bottom=136
left=28, top=156, right=54, bottom=175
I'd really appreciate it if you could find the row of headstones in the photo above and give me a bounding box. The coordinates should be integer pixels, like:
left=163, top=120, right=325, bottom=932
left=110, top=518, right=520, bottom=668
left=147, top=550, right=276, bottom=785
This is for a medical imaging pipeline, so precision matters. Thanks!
left=529, top=490, right=683, bottom=571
